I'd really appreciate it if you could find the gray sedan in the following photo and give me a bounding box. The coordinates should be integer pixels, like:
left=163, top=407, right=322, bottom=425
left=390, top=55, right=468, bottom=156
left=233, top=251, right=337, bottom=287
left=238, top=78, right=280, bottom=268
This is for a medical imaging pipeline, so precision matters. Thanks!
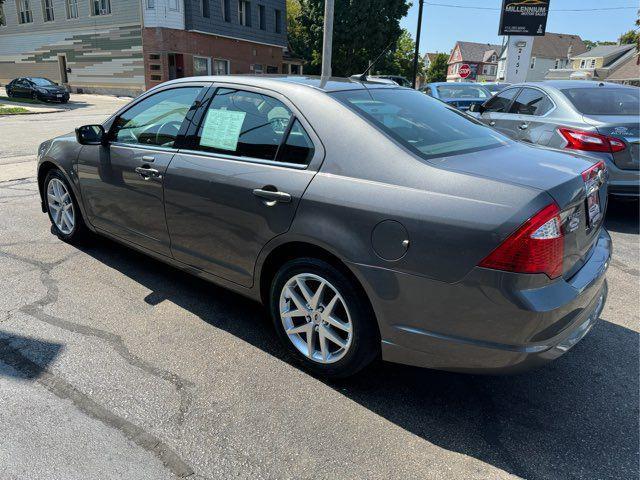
left=470, top=81, right=639, bottom=198
left=37, top=76, right=610, bottom=377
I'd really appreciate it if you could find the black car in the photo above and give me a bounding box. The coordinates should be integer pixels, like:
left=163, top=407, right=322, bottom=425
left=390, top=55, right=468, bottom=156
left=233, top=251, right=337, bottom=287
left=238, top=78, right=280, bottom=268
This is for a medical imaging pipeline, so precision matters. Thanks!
left=6, top=77, right=70, bottom=103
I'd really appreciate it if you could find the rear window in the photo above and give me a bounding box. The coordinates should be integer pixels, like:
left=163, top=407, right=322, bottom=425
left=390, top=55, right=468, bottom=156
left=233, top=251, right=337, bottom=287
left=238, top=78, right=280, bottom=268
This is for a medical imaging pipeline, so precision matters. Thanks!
left=562, top=87, right=639, bottom=115
left=331, top=89, right=508, bottom=159
left=436, top=85, right=491, bottom=99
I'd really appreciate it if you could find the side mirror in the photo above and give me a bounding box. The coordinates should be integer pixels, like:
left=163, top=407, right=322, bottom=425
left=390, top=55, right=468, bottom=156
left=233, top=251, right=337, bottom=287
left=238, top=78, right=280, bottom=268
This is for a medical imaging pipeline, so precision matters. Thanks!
left=76, top=125, right=106, bottom=145
left=469, top=103, right=485, bottom=114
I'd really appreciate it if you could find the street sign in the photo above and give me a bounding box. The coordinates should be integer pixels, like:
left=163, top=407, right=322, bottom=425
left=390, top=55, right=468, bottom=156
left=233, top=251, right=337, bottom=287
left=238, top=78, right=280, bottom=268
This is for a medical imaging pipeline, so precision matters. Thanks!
left=459, top=64, right=471, bottom=79
left=499, top=0, right=550, bottom=36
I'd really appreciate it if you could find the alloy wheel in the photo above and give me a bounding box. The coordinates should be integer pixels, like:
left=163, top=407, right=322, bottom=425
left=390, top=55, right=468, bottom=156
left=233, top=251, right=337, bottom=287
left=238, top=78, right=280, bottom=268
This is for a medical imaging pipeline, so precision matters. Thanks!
left=279, top=273, right=353, bottom=364
left=47, top=178, right=75, bottom=235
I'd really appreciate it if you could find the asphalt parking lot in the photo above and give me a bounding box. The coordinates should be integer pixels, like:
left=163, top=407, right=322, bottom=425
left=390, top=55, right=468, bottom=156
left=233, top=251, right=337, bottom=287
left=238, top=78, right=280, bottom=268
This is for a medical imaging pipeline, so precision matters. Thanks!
left=0, top=95, right=638, bottom=479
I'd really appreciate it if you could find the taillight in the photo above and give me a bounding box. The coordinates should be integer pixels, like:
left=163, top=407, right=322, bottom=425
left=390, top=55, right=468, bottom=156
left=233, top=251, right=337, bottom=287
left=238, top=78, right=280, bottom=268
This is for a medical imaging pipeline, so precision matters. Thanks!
left=582, top=160, right=606, bottom=183
left=558, top=127, right=627, bottom=153
left=479, top=203, right=564, bottom=279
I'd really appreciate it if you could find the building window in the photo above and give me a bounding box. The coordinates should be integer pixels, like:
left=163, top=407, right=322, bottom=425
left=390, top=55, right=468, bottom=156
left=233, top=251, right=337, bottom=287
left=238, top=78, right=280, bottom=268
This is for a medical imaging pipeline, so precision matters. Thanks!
left=221, top=0, right=229, bottom=21
left=258, top=4, right=265, bottom=30
left=589, top=59, right=596, bottom=68
left=266, top=65, right=278, bottom=74
left=168, top=0, right=178, bottom=10
left=150, top=75, right=162, bottom=81
left=530, top=57, right=536, bottom=69
left=253, top=64, right=263, bottom=74
left=42, top=0, right=54, bottom=21
left=202, top=0, right=209, bottom=17
left=146, top=0, right=154, bottom=8
left=0, top=4, right=6, bottom=25
left=65, top=0, right=78, bottom=18
left=238, top=1, right=250, bottom=26
left=90, top=0, right=111, bottom=15
left=17, top=0, right=33, bottom=23
left=213, top=59, right=229, bottom=75
left=193, top=56, right=212, bottom=76
left=274, top=8, right=281, bottom=33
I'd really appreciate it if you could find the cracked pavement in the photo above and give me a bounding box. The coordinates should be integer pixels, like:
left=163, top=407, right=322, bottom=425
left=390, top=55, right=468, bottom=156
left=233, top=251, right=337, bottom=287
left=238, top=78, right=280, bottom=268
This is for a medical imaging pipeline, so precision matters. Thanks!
left=0, top=98, right=638, bottom=479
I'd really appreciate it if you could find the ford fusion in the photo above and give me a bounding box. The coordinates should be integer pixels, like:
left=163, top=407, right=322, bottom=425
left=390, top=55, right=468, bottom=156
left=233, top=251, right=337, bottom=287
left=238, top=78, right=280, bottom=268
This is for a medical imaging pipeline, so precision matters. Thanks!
left=37, top=76, right=610, bottom=377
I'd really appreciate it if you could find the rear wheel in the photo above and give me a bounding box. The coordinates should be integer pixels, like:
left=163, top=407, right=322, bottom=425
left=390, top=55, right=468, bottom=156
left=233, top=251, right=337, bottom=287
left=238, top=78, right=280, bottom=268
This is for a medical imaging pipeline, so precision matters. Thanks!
left=44, top=169, right=89, bottom=244
left=270, top=258, right=379, bottom=378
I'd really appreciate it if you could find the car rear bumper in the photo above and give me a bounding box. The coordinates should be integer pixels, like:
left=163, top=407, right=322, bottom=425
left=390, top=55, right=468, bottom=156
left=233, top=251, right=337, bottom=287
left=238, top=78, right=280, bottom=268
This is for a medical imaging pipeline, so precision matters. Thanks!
left=350, top=228, right=611, bottom=374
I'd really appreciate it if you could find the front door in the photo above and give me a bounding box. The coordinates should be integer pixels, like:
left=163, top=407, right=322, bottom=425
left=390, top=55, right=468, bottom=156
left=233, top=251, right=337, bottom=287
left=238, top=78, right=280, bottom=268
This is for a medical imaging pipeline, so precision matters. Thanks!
left=478, top=87, right=521, bottom=137
left=164, top=86, right=321, bottom=286
left=505, top=87, right=556, bottom=143
left=77, top=84, right=207, bottom=256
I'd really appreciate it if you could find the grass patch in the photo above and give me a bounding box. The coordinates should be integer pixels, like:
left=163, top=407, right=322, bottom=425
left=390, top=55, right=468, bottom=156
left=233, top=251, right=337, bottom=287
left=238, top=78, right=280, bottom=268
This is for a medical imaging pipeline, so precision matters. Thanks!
left=0, top=95, right=43, bottom=105
left=0, top=105, right=30, bottom=114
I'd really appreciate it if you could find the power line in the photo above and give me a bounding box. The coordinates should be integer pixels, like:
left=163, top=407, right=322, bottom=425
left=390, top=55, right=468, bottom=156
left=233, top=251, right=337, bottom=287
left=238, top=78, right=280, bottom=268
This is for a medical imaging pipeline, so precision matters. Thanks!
left=424, top=2, right=637, bottom=12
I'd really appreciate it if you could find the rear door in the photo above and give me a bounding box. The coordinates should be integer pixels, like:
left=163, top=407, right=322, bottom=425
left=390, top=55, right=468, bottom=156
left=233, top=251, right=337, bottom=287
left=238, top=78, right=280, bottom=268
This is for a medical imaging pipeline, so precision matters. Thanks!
left=164, top=85, right=323, bottom=287
left=77, top=83, right=209, bottom=256
left=506, top=87, right=556, bottom=143
left=477, top=87, right=520, bottom=137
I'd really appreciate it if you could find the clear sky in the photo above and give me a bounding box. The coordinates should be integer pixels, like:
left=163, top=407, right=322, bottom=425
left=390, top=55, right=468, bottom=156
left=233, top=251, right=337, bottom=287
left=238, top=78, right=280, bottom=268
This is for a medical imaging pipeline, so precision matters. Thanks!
left=399, top=0, right=638, bottom=55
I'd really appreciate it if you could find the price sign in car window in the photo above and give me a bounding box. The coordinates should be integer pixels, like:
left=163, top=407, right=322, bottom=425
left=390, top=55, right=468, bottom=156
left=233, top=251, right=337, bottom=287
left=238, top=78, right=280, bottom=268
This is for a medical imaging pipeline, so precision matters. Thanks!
left=200, top=109, right=247, bottom=151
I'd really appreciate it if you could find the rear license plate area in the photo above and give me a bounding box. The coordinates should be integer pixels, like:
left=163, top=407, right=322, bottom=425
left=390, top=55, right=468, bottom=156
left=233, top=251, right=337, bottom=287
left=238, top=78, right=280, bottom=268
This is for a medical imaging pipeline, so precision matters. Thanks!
left=586, top=190, right=601, bottom=228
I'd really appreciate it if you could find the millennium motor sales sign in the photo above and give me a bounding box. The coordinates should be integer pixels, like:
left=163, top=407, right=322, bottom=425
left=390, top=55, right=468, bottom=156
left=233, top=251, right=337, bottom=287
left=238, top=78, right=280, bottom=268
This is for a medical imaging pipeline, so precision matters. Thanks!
left=499, top=0, right=550, bottom=36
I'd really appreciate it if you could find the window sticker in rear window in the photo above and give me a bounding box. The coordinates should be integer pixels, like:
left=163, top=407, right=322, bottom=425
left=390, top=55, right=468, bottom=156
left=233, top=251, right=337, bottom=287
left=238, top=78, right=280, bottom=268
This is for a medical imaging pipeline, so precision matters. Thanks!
left=200, top=109, right=247, bottom=151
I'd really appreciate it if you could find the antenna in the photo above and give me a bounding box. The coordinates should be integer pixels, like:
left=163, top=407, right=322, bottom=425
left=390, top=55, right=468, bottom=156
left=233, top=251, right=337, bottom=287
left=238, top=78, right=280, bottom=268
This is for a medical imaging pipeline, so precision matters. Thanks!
left=353, top=41, right=395, bottom=81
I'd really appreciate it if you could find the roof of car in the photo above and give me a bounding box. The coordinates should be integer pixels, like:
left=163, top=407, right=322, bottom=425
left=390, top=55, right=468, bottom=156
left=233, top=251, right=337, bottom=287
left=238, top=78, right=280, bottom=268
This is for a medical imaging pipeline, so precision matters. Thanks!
left=165, top=75, right=404, bottom=93
left=426, top=82, right=488, bottom=87
left=512, top=80, right=632, bottom=90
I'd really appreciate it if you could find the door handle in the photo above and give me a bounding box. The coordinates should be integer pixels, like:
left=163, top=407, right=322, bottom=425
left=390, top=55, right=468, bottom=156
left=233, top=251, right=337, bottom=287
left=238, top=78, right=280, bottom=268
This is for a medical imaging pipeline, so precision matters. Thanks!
left=253, top=188, right=292, bottom=206
left=489, top=121, right=496, bottom=126
left=135, top=166, right=162, bottom=180
left=519, top=123, right=529, bottom=130
left=141, top=156, right=156, bottom=162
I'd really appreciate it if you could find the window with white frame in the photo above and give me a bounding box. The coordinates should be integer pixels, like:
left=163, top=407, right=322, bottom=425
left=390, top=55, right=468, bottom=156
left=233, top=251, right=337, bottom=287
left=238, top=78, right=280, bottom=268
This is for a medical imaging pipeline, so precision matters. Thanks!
left=90, top=0, right=111, bottom=15
left=42, top=0, right=54, bottom=21
left=66, top=0, right=78, bottom=18
left=489, top=65, right=496, bottom=75
left=239, top=1, right=250, bottom=26
left=589, top=59, right=596, bottom=68
left=213, top=59, right=229, bottom=75
left=17, top=0, right=33, bottom=23
left=580, top=59, right=587, bottom=69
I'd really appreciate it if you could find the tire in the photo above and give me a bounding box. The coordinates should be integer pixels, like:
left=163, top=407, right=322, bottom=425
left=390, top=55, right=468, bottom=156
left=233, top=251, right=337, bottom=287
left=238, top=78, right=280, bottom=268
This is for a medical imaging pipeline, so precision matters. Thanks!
left=269, top=257, right=380, bottom=378
left=44, top=169, right=89, bottom=244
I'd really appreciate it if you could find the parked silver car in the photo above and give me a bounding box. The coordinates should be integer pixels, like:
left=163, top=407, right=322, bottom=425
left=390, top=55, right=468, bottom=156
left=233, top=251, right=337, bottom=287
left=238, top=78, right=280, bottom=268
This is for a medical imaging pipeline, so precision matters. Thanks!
left=37, top=76, right=610, bottom=377
left=470, top=81, right=639, bottom=198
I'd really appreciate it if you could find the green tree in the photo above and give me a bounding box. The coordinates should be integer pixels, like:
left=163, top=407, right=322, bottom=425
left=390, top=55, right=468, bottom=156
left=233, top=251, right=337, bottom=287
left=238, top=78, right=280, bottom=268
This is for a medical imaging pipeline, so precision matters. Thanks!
left=380, top=29, right=424, bottom=80
left=619, top=29, right=639, bottom=45
left=286, top=0, right=305, bottom=55
left=293, top=0, right=410, bottom=77
left=426, top=53, right=448, bottom=83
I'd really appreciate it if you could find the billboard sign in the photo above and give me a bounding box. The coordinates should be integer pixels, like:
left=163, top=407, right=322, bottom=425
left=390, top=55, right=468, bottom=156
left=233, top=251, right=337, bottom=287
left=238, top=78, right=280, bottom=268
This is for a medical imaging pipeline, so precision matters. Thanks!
left=499, top=0, right=551, bottom=36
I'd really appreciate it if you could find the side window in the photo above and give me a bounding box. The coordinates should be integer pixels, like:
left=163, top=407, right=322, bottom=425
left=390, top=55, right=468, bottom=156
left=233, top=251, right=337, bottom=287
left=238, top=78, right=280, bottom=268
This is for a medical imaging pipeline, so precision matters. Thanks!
left=277, top=120, right=315, bottom=165
left=195, top=88, right=293, bottom=160
left=510, top=88, right=554, bottom=116
left=110, top=87, right=202, bottom=148
left=483, top=88, right=518, bottom=113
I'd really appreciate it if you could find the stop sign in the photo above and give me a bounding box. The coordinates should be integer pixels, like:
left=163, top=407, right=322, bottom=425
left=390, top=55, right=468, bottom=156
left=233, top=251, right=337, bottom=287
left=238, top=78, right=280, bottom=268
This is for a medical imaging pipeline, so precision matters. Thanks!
left=459, top=64, right=471, bottom=79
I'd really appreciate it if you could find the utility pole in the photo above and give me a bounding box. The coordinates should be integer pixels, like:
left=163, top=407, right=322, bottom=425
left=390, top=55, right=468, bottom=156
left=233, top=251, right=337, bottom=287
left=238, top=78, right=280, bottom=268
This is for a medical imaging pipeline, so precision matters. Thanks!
left=321, top=0, right=335, bottom=78
left=411, top=0, right=425, bottom=89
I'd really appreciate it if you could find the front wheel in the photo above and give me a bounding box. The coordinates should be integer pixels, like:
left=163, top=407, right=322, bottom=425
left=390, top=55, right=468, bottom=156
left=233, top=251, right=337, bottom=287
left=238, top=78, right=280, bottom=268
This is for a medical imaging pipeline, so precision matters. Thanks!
left=44, top=169, right=89, bottom=244
left=269, top=258, right=380, bottom=378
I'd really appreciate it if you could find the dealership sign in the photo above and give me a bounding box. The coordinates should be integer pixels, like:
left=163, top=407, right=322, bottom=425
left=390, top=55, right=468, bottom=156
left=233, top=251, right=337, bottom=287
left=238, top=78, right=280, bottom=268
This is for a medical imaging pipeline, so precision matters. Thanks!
left=499, top=0, right=550, bottom=36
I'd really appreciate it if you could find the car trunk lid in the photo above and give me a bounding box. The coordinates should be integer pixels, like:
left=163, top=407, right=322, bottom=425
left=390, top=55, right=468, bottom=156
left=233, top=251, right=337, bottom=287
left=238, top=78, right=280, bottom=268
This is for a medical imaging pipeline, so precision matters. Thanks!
left=583, top=115, right=639, bottom=170
left=435, top=142, right=606, bottom=277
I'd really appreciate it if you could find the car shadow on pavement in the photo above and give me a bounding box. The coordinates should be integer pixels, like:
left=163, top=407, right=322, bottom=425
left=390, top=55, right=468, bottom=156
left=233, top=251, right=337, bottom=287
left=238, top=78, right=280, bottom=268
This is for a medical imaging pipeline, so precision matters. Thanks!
left=0, top=332, right=63, bottom=380
left=605, top=197, right=639, bottom=234
left=78, top=236, right=639, bottom=480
